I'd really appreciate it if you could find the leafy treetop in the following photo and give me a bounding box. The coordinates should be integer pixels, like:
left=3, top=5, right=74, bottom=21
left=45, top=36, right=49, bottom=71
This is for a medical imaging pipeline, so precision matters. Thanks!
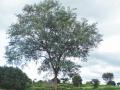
left=6, top=0, right=102, bottom=89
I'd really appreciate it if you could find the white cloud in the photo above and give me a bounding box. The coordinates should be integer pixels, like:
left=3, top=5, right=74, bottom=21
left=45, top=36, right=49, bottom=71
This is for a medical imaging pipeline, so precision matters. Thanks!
left=0, top=31, right=8, bottom=65
left=22, top=61, right=41, bottom=81
left=0, top=0, right=26, bottom=9
left=97, top=36, right=120, bottom=53
left=0, top=0, right=26, bottom=30
left=0, top=0, right=42, bottom=30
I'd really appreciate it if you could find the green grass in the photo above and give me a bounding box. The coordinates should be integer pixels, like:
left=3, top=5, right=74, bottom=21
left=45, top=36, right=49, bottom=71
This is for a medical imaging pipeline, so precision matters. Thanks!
left=26, top=83, right=120, bottom=90
left=27, top=87, right=120, bottom=90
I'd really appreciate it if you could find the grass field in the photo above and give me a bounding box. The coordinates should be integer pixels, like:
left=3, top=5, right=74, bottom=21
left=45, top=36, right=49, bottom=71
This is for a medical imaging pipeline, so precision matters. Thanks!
left=0, top=82, right=120, bottom=90
left=27, top=86, right=120, bottom=90
left=27, top=83, right=120, bottom=90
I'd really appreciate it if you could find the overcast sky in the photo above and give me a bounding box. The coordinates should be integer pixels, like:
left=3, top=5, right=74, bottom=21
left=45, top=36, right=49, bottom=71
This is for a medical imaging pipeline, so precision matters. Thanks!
left=0, top=0, right=120, bottom=84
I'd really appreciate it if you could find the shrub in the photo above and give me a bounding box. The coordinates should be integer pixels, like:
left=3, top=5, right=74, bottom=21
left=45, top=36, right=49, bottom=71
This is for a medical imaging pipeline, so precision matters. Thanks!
left=86, top=81, right=92, bottom=86
left=107, top=81, right=116, bottom=86
left=72, top=74, right=82, bottom=87
left=61, top=78, right=69, bottom=83
left=91, top=79, right=100, bottom=88
left=0, top=66, right=31, bottom=90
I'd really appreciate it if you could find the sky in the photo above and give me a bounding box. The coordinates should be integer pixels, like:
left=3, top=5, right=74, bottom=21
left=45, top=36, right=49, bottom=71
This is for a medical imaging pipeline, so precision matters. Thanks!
left=0, top=0, right=120, bottom=84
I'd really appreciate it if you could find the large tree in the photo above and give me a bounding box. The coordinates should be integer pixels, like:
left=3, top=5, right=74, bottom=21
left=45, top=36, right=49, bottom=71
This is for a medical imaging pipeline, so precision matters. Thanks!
left=6, top=0, right=102, bottom=90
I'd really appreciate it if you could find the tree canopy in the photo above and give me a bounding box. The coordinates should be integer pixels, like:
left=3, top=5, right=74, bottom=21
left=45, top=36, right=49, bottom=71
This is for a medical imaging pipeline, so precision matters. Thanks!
left=0, top=66, right=31, bottom=90
left=91, top=79, right=100, bottom=88
left=102, top=72, right=114, bottom=83
left=72, top=74, right=82, bottom=87
left=6, top=0, right=102, bottom=90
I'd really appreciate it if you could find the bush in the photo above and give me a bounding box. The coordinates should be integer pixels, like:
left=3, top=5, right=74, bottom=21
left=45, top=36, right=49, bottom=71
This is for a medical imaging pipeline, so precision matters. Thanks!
left=0, top=66, right=31, bottom=90
left=91, top=79, right=100, bottom=88
left=72, top=74, right=82, bottom=87
left=61, top=78, right=69, bottom=83
left=86, top=81, right=92, bottom=86
left=107, top=81, right=116, bottom=86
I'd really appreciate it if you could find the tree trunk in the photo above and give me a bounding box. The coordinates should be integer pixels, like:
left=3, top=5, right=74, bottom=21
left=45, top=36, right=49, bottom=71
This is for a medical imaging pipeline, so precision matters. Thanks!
left=54, top=75, right=58, bottom=90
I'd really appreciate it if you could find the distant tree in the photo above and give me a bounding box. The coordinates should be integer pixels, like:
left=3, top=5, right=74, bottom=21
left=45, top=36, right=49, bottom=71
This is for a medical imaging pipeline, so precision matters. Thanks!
left=107, top=81, right=116, bottom=86
left=32, top=80, right=47, bottom=87
left=38, top=80, right=44, bottom=83
left=102, top=72, right=114, bottom=83
left=0, top=66, right=31, bottom=90
left=86, top=81, right=92, bottom=85
left=72, top=74, right=82, bottom=87
left=61, top=78, right=69, bottom=83
left=61, top=60, right=81, bottom=78
left=6, top=0, right=102, bottom=90
left=117, top=82, right=120, bottom=86
left=91, top=79, right=100, bottom=88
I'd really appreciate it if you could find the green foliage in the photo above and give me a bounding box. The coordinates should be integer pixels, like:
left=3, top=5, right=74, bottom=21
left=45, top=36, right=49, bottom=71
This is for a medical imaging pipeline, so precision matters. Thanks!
left=6, top=0, right=102, bottom=71
left=61, top=78, right=69, bottom=83
left=60, top=60, right=81, bottom=78
left=0, top=66, right=31, bottom=90
left=102, top=72, right=114, bottom=83
left=6, top=0, right=102, bottom=89
left=86, top=81, right=92, bottom=86
left=72, top=74, right=82, bottom=87
left=27, top=84, right=120, bottom=90
left=91, top=79, right=100, bottom=88
left=107, top=81, right=116, bottom=86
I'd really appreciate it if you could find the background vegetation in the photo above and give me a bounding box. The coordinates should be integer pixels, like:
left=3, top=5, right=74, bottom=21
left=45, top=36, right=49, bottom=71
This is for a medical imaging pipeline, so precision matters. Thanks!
left=0, top=66, right=119, bottom=90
